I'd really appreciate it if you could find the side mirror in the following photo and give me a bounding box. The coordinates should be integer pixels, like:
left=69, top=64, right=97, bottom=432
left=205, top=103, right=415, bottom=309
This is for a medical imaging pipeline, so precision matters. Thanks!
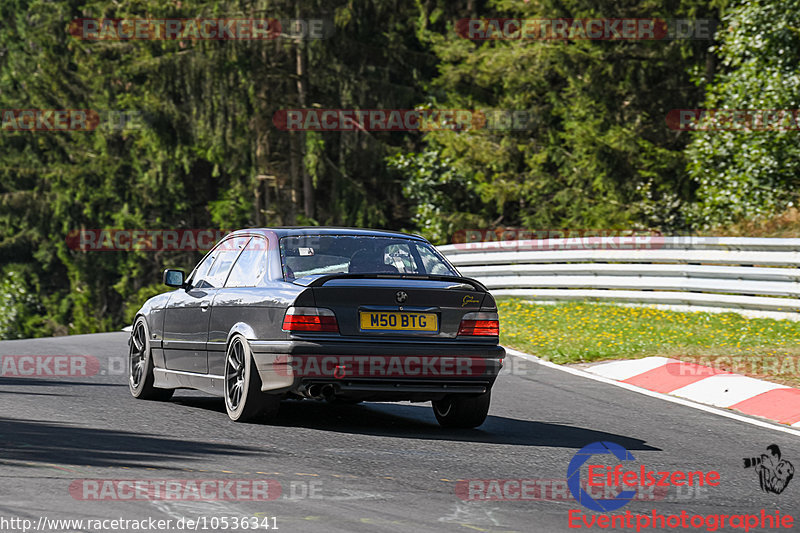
left=163, top=269, right=186, bottom=288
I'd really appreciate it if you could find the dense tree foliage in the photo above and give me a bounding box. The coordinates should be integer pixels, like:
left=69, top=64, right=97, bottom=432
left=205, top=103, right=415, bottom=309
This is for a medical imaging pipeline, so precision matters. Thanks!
left=685, top=0, right=800, bottom=226
left=394, top=0, right=724, bottom=238
left=0, top=0, right=795, bottom=338
left=0, top=0, right=434, bottom=336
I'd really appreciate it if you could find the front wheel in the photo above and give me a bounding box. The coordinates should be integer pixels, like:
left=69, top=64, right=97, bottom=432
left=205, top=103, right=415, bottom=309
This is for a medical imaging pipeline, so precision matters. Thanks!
left=129, top=317, right=174, bottom=401
left=224, top=336, right=279, bottom=422
left=432, top=391, right=491, bottom=428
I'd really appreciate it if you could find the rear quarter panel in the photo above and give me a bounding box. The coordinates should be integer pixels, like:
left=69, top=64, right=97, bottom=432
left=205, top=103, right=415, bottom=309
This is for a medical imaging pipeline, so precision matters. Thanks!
left=207, top=282, right=305, bottom=375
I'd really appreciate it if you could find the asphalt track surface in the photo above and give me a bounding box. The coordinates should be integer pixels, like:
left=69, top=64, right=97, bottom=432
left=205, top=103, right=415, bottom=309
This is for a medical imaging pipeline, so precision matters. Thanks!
left=1, top=332, right=799, bottom=533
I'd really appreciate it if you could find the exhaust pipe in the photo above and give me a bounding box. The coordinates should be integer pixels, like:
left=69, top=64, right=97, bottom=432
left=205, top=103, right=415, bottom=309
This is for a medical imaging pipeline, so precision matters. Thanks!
left=305, top=384, right=337, bottom=401
left=321, top=384, right=336, bottom=402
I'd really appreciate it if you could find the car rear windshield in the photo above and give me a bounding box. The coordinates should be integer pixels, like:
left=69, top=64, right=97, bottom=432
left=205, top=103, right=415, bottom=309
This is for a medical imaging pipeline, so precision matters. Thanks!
left=279, top=235, right=457, bottom=280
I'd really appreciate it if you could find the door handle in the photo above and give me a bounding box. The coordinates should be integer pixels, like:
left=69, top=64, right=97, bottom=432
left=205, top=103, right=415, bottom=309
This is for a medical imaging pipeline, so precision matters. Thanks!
left=201, top=303, right=210, bottom=311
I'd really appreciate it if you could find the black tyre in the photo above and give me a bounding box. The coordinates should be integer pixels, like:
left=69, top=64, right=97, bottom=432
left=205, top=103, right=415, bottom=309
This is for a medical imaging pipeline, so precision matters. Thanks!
left=129, top=317, right=174, bottom=401
left=224, top=335, right=280, bottom=422
left=432, top=391, right=491, bottom=428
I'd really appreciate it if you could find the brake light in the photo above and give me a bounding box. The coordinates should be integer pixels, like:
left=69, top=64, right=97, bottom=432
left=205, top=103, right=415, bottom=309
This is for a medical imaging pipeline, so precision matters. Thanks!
left=458, top=312, right=499, bottom=336
left=282, top=307, right=339, bottom=333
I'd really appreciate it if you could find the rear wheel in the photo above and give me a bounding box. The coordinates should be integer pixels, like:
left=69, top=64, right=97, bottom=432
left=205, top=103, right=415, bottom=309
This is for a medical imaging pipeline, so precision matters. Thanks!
left=129, top=317, right=174, bottom=401
left=224, top=336, right=279, bottom=422
left=432, top=391, right=491, bottom=428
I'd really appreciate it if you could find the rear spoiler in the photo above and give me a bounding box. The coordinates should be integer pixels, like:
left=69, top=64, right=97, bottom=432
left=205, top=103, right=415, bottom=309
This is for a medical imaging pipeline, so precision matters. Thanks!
left=292, top=273, right=487, bottom=292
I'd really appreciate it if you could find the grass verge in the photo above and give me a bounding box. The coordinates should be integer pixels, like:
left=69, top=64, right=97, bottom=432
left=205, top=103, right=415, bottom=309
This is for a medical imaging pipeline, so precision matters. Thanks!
left=498, top=298, right=800, bottom=388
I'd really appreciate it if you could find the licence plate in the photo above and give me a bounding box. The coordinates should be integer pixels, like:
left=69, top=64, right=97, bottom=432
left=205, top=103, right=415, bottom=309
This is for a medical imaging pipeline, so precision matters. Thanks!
left=360, top=311, right=438, bottom=332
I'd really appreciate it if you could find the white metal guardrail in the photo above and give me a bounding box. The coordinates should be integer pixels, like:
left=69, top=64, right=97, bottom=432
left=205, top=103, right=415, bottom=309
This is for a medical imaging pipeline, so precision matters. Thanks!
left=438, top=237, right=800, bottom=314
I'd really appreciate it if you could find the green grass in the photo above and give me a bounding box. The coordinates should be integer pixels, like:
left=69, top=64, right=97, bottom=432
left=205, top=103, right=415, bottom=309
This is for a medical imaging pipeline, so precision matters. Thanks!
left=498, top=298, right=800, bottom=386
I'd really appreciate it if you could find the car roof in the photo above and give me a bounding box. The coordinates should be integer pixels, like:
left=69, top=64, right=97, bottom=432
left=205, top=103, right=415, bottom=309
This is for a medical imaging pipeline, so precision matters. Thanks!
left=228, top=227, right=428, bottom=241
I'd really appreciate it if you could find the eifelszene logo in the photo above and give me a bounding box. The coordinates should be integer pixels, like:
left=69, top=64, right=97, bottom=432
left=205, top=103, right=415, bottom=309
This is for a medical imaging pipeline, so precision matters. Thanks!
left=568, top=441, right=637, bottom=512
left=567, top=441, right=721, bottom=513
left=744, top=444, right=794, bottom=495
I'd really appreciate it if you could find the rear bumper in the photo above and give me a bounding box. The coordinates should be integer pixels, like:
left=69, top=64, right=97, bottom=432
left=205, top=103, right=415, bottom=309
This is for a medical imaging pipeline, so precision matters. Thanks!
left=249, top=339, right=504, bottom=397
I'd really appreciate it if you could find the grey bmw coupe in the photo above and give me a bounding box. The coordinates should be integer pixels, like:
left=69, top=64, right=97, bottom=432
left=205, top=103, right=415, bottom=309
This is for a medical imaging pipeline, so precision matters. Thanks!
left=128, top=228, right=505, bottom=427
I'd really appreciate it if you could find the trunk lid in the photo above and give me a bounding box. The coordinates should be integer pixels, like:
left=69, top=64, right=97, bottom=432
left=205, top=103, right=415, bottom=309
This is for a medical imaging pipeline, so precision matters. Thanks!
left=302, top=275, right=488, bottom=339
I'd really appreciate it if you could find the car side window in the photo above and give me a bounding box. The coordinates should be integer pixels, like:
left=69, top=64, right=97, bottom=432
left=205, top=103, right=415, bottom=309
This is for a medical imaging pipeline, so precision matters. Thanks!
left=225, top=237, right=268, bottom=288
left=196, top=237, right=250, bottom=289
left=190, top=251, right=219, bottom=289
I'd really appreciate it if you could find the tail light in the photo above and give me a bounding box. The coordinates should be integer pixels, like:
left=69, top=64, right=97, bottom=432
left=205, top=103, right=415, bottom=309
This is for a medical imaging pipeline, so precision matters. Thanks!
left=282, top=307, right=339, bottom=333
left=458, top=311, right=499, bottom=336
